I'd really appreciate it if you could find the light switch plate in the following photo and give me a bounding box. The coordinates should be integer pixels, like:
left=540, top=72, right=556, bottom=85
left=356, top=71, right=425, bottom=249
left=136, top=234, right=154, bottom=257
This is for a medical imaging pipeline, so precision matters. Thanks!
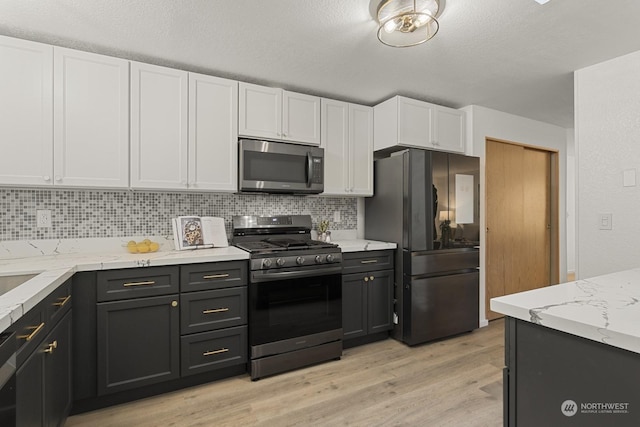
left=599, top=213, right=612, bottom=230
left=623, top=169, right=636, bottom=187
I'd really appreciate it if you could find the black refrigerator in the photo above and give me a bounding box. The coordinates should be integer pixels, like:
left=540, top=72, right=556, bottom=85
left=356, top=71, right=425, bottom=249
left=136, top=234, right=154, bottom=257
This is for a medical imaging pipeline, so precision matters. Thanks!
left=365, top=149, right=480, bottom=346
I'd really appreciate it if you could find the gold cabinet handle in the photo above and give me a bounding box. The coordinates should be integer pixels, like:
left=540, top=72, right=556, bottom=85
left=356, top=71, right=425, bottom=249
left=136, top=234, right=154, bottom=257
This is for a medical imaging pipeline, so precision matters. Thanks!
left=171, top=300, right=178, bottom=307
left=17, top=322, right=45, bottom=341
left=370, top=276, right=374, bottom=281
left=202, top=274, right=230, bottom=280
left=123, top=280, right=156, bottom=287
left=203, top=348, right=229, bottom=357
left=53, top=295, right=71, bottom=307
left=364, top=277, right=369, bottom=282
left=360, top=260, right=378, bottom=264
left=44, top=340, right=58, bottom=354
left=203, top=308, right=229, bottom=314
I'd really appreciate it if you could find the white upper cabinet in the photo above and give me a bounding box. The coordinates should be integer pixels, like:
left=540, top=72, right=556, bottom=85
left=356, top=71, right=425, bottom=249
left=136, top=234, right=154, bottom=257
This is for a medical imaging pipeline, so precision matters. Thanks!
left=0, top=36, right=53, bottom=186
left=239, top=82, right=321, bottom=145
left=321, top=99, right=373, bottom=196
left=54, top=47, right=129, bottom=188
left=374, top=96, right=465, bottom=154
left=188, top=73, right=238, bottom=192
left=130, top=62, right=188, bottom=190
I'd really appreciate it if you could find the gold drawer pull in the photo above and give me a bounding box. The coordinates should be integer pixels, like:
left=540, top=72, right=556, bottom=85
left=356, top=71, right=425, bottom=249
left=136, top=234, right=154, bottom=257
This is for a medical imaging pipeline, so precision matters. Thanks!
left=203, top=308, right=229, bottom=314
left=53, top=295, right=71, bottom=307
left=44, top=340, right=58, bottom=354
left=17, top=322, right=45, bottom=341
left=360, top=260, right=378, bottom=264
left=202, top=273, right=230, bottom=280
left=203, top=348, right=229, bottom=357
left=123, top=280, right=156, bottom=287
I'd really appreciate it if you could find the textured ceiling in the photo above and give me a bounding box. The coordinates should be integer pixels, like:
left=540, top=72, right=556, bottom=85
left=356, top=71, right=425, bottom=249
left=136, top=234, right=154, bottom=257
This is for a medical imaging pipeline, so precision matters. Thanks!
left=1, top=0, right=640, bottom=128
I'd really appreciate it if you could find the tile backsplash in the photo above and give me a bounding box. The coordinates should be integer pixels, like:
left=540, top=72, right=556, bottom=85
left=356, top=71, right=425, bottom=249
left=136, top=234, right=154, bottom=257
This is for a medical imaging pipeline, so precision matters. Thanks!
left=0, top=189, right=357, bottom=241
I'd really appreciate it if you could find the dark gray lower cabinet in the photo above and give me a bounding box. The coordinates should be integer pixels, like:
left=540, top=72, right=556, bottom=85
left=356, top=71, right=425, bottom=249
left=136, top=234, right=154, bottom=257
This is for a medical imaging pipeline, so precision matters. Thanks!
left=342, top=269, right=394, bottom=340
left=97, top=294, right=180, bottom=395
left=17, top=310, right=72, bottom=427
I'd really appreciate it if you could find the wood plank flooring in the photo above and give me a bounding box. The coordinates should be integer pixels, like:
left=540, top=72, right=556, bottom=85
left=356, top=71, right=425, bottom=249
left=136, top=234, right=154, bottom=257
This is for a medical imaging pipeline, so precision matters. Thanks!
left=66, top=319, right=504, bottom=427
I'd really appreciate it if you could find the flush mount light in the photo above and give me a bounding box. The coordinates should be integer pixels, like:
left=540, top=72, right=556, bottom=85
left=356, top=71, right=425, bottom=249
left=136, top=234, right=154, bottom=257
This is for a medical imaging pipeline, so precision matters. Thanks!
left=377, top=0, right=440, bottom=48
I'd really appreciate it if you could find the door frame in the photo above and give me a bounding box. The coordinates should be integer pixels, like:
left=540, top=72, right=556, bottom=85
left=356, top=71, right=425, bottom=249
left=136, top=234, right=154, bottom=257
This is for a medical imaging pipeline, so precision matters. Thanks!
left=485, top=138, right=560, bottom=319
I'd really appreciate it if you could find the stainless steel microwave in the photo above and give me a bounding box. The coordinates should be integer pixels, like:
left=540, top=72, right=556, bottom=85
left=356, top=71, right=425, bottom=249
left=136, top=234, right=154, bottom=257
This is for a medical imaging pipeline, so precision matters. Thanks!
left=238, top=139, right=324, bottom=194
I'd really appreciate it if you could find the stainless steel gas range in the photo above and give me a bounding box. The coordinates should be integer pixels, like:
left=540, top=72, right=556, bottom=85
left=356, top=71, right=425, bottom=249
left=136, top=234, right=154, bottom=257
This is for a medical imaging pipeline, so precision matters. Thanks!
left=232, top=215, right=343, bottom=380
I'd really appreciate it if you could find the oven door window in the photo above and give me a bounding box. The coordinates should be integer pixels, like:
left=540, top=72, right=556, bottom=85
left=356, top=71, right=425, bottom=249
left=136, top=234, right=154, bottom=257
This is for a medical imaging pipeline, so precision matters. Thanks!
left=250, top=274, right=342, bottom=345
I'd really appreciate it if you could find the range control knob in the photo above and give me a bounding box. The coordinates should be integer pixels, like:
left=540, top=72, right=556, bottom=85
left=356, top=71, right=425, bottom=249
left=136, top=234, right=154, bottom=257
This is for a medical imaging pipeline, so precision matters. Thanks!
left=276, top=258, right=285, bottom=267
left=296, top=256, right=305, bottom=265
left=326, top=254, right=335, bottom=263
left=315, top=255, right=324, bottom=264
left=262, top=258, right=272, bottom=268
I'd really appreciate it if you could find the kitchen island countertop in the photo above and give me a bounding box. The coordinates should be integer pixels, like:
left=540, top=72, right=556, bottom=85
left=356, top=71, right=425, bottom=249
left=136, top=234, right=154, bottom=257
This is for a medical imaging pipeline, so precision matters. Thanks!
left=490, top=267, right=640, bottom=354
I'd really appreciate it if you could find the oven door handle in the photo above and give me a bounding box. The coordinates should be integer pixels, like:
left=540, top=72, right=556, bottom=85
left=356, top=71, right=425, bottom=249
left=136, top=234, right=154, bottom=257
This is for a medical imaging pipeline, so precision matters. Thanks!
left=252, top=265, right=342, bottom=282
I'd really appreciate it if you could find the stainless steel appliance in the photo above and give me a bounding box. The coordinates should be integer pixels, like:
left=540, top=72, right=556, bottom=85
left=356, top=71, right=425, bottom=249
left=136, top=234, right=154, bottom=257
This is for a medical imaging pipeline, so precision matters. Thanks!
left=232, top=215, right=342, bottom=380
left=0, top=331, right=16, bottom=426
left=238, top=139, right=324, bottom=194
left=365, top=149, right=480, bottom=345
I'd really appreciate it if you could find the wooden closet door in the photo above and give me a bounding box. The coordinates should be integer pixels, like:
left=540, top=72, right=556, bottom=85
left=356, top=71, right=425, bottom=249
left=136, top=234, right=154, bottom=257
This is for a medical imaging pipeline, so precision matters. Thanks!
left=485, top=141, right=551, bottom=320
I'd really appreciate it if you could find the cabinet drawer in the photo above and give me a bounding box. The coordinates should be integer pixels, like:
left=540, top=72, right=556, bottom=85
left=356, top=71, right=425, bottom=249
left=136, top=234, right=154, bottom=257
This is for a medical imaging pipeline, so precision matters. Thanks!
left=342, top=250, right=394, bottom=274
left=181, top=326, right=247, bottom=377
left=45, top=278, right=72, bottom=324
left=180, top=287, right=247, bottom=334
left=180, top=261, right=247, bottom=292
left=97, top=266, right=179, bottom=302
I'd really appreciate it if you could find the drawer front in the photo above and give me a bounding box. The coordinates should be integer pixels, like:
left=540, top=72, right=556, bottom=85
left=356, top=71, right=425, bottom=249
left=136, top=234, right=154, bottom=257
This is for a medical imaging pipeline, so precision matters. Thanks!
left=408, top=248, right=479, bottom=276
left=180, top=287, right=247, bottom=334
left=342, top=250, right=394, bottom=275
left=14, top=304, right=47, bottom=367
left=180, top=261, right=247, bottom=292
left=97, top=266, right=179, bottom=302
left=46, top=278, right=72, bottom=324
left=180, top=326, right=247, bottom=377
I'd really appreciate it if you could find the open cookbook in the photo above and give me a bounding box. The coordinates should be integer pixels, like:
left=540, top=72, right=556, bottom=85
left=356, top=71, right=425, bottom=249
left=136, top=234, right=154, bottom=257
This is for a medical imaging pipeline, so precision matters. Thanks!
left=171, top=216, right=229, bottom=250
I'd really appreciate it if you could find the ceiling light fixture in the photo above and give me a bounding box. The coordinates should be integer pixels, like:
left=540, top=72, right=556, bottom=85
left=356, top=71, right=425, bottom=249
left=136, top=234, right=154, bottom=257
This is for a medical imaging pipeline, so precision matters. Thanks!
left=377, top=0, right=440, bottom=48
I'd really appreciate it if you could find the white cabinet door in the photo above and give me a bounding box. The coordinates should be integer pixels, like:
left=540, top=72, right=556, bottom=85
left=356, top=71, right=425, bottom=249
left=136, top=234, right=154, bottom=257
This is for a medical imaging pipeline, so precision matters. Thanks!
left=188, top=73, right=238, bottom=192
left=433, top=107, right=465, bottom=153
left=321, top=100, right=373, bottom=196
left=397, top=96, right=433, bottom=149
left=0, top=36, right=53, bottom=186
left=238, top=82, right=281, bottom=140
left=54, top=48, right=129, bottom=188
left=321, top=99, right=349, bottom=195
left=283, top=91, right=321, bottom=145
left=349, top=104, right=373, bottom=196
left=130, top=62, right=188, bottom=189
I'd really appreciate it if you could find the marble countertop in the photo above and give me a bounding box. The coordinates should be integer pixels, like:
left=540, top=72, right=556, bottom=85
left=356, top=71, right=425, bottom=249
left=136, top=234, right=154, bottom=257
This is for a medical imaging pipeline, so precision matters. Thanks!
left=490, top=267, right=640, bottom=354
left=0, top=238, right=395, bottom=333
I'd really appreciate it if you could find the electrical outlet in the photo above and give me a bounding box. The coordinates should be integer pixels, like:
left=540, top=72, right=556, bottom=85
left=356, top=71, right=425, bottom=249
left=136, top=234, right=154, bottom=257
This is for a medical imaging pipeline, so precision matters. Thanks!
left=37, top=209, right=52, bottom=228
left=333, top=210, right=341, bottom=223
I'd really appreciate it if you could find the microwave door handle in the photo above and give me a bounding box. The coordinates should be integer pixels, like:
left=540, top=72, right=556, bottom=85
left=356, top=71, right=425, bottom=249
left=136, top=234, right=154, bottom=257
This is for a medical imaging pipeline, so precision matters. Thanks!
left=306, top=152, right=313, bottom=187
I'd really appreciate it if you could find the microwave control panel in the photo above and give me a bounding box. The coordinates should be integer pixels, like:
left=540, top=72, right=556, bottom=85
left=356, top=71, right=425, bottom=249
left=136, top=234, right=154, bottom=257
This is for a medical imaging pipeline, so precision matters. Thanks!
left=311, top=157, right=323, bottom=183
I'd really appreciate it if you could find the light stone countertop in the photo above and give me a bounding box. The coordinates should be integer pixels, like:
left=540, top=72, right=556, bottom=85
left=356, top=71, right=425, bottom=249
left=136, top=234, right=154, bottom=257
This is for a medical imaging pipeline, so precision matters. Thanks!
left=0, top=238, right=395, bottom=333
left=490, top=267, right=640, bottom=354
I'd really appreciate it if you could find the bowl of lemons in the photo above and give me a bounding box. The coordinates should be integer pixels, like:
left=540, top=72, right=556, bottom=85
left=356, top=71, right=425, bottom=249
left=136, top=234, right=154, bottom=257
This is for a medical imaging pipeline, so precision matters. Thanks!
left=126, top=239, right=160, bottom=254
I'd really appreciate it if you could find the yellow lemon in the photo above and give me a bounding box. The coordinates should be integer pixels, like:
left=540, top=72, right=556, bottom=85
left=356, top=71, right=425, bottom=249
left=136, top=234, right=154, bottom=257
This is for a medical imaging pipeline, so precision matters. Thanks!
left=136, top=243, right=150, bottom=253
left=127, top=240, right=137, bottom=247
left=143, top=239, right=151, bottom=245
left=149, top=242, right=160, bottom=252
left=127, top=245, right=138, bottom=254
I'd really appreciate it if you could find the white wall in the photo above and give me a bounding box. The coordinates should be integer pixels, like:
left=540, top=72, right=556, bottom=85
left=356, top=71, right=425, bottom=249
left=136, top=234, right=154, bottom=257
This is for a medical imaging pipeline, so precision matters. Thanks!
left=574, top=50, right=640, bottom=278
left=566, top=128, right=576, bottom=275
left=461, top=105, right=568, bottom=327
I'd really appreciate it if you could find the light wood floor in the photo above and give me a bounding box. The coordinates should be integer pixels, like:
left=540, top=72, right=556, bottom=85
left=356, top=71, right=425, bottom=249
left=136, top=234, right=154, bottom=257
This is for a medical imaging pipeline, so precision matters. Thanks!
left=66, top=319, right=504, bottom=427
